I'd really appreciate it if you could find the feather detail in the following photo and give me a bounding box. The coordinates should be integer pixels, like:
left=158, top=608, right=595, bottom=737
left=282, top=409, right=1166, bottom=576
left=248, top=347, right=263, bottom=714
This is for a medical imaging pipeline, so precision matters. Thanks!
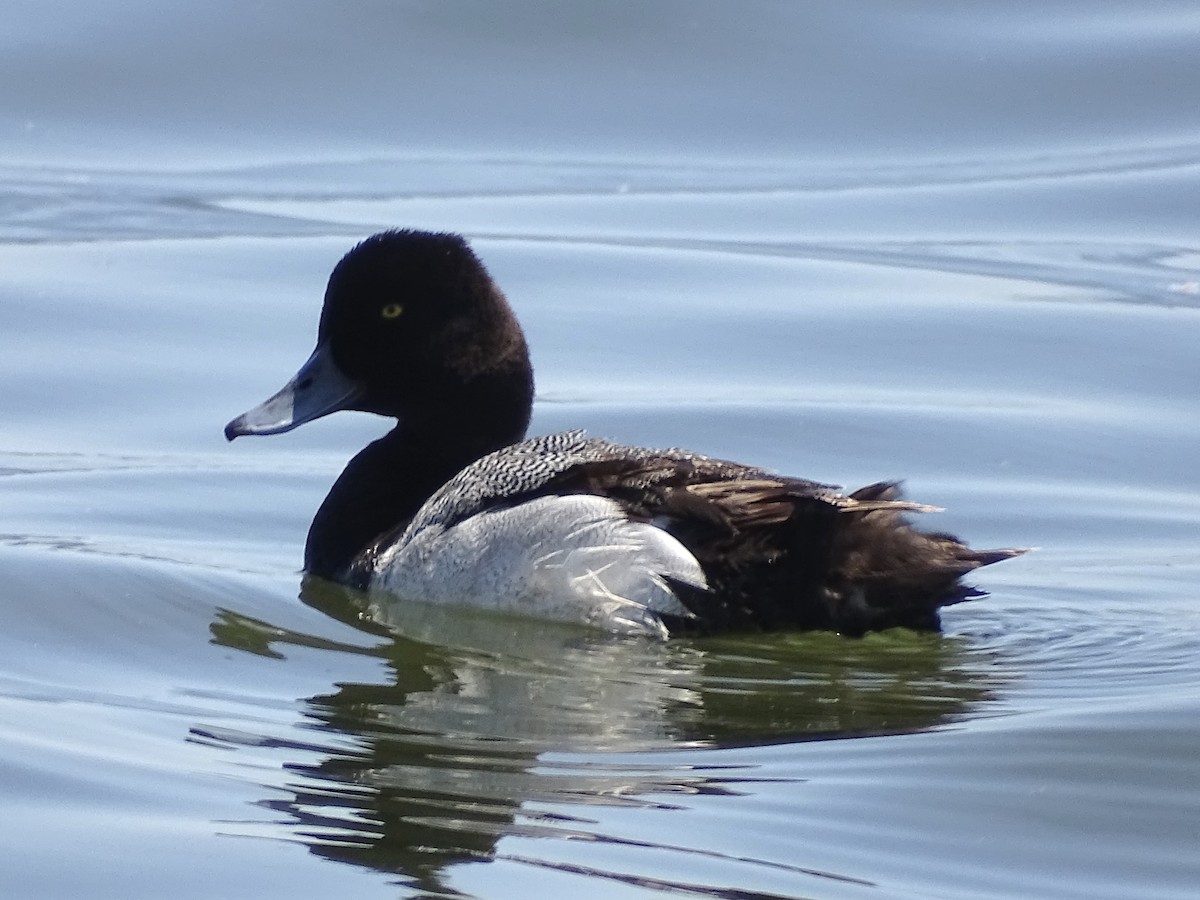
left=359, top=431, right=1024, bottom=635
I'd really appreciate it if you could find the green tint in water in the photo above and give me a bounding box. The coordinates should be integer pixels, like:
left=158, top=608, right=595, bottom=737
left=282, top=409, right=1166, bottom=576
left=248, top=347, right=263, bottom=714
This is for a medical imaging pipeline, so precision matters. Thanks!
left=196, top=578, right=1007, bottom=894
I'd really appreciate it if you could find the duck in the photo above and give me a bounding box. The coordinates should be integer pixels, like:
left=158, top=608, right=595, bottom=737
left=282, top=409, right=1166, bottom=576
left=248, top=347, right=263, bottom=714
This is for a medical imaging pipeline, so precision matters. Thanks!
left=225, top=229, right=1023, bottom=638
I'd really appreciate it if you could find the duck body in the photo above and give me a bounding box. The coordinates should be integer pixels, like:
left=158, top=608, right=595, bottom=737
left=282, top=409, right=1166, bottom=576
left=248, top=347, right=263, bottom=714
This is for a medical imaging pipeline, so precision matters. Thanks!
left=226, top=230, right=1022, bottom=637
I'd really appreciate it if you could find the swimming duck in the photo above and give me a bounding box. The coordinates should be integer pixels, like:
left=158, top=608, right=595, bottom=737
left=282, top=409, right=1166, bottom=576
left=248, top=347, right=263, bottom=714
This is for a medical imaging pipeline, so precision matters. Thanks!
left=226, top=229, right=1022, bottom=638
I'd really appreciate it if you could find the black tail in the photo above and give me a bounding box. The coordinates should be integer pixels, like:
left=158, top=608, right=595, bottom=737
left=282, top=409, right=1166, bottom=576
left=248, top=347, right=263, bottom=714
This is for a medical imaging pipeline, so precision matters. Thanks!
left=822, top=482, right=1026, bottom=634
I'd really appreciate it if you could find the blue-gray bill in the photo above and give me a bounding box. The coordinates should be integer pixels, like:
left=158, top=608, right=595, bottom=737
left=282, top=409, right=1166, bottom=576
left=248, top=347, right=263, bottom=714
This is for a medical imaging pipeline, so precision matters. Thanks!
left=224, top=341, right=362, bottom=440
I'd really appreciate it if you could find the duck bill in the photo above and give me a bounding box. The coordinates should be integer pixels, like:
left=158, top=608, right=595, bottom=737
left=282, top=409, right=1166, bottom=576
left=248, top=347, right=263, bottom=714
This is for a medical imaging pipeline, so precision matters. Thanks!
left=224, top=341, right=363, bottom=440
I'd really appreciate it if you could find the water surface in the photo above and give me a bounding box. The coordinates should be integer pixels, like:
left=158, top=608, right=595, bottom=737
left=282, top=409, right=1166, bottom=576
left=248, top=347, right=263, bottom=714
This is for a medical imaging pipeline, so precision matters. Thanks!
left=2, top=3, right=1198, bottom=898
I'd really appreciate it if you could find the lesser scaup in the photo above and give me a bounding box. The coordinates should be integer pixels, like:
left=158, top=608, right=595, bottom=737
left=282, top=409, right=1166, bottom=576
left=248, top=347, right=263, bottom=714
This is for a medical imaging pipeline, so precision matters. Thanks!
left=226, top=230, right=1022, bottom=637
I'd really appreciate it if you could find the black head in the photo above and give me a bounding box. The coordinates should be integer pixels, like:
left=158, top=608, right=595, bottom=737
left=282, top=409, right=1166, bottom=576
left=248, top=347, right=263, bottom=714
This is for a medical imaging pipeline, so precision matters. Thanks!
left=226, top=229, right=534, bottom=447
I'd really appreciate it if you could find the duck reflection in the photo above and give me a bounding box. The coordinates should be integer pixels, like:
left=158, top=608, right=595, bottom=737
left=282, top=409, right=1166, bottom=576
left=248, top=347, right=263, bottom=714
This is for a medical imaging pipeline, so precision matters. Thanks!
left=197, top=578, right=1004, bottom=894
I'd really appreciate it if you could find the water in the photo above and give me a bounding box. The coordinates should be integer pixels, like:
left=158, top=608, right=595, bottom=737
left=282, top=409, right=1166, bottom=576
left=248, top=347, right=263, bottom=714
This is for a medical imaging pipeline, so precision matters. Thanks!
left=2, top=3, right=1199, bottom=898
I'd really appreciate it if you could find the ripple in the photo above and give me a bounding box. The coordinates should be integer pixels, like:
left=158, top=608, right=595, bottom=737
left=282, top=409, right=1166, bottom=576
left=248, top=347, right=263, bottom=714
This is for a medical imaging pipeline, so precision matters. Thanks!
left=955, top=578, right=1200, bottom=707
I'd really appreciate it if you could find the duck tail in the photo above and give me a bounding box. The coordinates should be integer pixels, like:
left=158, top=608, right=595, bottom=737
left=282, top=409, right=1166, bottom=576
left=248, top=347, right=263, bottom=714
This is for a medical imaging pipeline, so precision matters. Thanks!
left=824, top=481, right=1026, bottom=634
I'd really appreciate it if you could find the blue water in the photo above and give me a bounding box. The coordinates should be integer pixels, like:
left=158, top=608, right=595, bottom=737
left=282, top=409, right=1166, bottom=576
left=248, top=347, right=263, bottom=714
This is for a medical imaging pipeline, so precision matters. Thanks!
left=2, top=4, right=1199, bottom=898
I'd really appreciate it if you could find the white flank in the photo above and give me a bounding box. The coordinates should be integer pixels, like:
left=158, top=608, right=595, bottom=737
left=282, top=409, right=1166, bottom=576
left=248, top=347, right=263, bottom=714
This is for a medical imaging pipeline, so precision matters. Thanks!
left=370, top=494, right=707, bottom=637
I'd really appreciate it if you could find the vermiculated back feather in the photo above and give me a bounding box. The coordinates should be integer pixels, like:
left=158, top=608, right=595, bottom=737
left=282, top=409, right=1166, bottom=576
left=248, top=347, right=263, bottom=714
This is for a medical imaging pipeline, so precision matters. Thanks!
left=375, top=430, right=1023, bottom=634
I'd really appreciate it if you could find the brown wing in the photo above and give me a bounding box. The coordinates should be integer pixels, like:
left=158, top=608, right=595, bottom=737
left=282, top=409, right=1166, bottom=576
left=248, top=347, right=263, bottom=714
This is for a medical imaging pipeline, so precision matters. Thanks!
left=544, top=454, right=1023, bottom=633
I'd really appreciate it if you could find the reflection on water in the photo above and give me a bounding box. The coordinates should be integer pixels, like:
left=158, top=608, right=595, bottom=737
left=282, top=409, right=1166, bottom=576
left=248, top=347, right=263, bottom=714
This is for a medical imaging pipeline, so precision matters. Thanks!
left=3, top=1, right=1199, bottom=896
left=195, top=578, right=1003, bottom=893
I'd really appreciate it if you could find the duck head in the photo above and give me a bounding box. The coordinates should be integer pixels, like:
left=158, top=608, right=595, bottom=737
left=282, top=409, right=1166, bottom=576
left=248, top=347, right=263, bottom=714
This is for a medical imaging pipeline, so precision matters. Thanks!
left=225, top=229, right=535, bottom=446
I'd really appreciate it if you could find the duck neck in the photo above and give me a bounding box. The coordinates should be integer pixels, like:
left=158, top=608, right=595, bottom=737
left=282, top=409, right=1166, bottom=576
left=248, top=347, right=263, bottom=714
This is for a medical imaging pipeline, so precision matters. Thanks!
left=304, top=367, right=534, bottom=584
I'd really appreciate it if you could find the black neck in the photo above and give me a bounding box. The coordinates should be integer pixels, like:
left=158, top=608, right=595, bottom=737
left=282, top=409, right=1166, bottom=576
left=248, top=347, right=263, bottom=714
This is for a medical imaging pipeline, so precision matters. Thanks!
left=303, top=365, right=533, bottom=583
left=302, top=427, right=476, bottom=582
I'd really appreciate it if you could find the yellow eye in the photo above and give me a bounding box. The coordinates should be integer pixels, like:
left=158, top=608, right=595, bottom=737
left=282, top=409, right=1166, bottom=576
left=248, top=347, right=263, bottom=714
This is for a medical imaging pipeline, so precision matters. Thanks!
left=381, top=303, right=404, bottom=319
